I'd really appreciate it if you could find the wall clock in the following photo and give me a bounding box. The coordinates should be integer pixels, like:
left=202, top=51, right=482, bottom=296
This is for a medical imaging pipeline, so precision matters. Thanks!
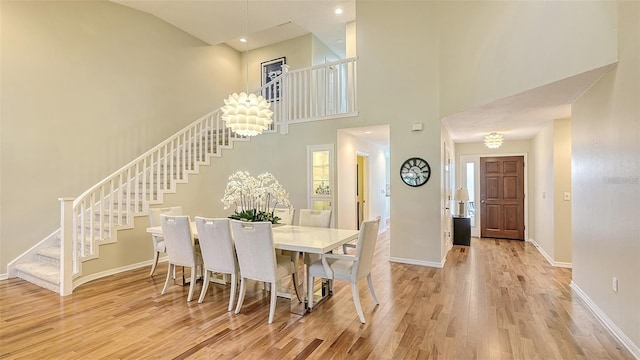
left=400, top=157, right=431, bottom=187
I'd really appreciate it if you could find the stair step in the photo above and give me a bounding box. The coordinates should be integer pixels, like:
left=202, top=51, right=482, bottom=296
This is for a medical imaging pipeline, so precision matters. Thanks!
left=15, top=262, right=60, bottom=292
left=37, top=247, right=61, bottom=265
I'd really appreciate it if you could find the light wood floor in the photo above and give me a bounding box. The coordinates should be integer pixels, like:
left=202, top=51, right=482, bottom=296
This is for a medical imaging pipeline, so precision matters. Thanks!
left=1, top=231, right=634, bottom=359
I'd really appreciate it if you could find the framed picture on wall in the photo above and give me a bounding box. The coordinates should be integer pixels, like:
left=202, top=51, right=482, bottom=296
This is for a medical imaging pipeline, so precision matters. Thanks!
left=261, top=57, right=286, bottom=101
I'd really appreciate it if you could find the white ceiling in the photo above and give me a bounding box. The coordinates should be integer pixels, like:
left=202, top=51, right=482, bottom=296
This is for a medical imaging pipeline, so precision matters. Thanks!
left=112, top=0, right=355, bottom=58
left=112, top=1, right=612, bottom=144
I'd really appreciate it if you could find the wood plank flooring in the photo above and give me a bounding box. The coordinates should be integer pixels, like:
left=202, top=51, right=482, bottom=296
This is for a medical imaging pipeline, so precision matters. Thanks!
left=1, top=231, right=634, bottom=359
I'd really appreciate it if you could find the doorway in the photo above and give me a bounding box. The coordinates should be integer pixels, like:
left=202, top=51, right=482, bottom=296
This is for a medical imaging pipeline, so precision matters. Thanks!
left=356, top=153, right=369, bottom=229
left=480, top=156, right=525, bottom=240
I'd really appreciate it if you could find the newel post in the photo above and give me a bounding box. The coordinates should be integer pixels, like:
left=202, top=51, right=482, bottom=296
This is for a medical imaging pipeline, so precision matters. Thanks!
left=279, top=64, right=289, bottom=135
left=59, top=197, right=74, bottom=296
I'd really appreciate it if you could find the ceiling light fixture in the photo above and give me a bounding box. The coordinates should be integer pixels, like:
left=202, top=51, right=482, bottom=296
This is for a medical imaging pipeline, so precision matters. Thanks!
left=220, top=0, right=273, bottom=137
left=484, top=132, right=504, bottom=149
left=335, top=8, right=343, bottom=15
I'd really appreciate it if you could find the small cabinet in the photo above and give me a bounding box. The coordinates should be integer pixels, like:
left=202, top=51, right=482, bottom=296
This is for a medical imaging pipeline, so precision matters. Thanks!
left=453, top=217, right=471, bottom=246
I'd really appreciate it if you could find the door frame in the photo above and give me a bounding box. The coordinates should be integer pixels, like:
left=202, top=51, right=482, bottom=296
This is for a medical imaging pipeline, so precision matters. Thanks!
left=460, top=152, right=529, bottom=241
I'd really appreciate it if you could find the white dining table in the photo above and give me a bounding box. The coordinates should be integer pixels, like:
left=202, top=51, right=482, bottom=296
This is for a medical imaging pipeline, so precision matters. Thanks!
left=146, top=222, right=359, bottom=311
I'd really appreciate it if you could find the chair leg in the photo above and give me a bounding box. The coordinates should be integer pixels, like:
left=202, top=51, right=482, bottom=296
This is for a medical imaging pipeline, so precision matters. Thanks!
left=351, top=282, right=366, bottom=324
left=228, top=273, right=237, bottom=312
left=150, top=251, right=160, bottom=276
left=235, top=277, right=247, bottom=314
left=366, top=274, right=379, bottom=304
left=198, top=270, right=211, bottom=303
left=161, top=263, right=173, bottom=295
left=268, top=282, right=277, bottom=324
left=187, top=266, right=197, bottom=302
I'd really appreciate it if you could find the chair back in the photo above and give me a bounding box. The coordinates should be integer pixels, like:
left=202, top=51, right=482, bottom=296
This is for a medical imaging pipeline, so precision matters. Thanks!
left=160, top=215, right=196, bottom=267
left=299, top=209, right=331, bottom=228
left=353, top=218, right=380, bottom=281
left=195, top=217, right=237, bottom=274
left=149, top=206, right=183, bottom=227
left=230, top=220, right=277, bottom=283
left=273, top=208, right=295, bottom=225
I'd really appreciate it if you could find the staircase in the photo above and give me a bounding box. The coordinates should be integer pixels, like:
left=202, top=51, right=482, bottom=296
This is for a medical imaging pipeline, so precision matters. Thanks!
left=6, top=58, right=358, bottom=295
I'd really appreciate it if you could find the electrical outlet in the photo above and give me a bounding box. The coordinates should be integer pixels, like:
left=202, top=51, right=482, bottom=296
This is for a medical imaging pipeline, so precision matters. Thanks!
left=612, top=277, right=618, bottom=292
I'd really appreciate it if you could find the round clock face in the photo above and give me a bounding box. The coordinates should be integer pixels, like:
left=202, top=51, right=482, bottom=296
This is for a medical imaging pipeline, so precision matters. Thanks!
left=400, top=157, right=431, bottom=187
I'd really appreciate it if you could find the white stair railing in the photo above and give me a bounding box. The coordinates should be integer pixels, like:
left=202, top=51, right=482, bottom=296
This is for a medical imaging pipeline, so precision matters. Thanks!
left=58, top=59, right=358, bottom=294
left=257, top=57, right=358, bottom=134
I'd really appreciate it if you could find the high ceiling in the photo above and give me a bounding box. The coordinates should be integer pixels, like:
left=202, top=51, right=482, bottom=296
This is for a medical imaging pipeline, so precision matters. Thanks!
left=112, top=0, right=355, bottom=58
left=113, top=1, right=611, bottom=144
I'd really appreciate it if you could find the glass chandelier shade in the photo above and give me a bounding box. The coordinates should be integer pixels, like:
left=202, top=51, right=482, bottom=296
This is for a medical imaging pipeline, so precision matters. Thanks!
left=484, top=132, right=504, bottom=149
left=221, top=92, right=273, bottom=137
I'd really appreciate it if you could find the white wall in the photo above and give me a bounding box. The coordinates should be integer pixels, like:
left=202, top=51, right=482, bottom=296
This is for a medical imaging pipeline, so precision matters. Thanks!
left=357, top=1, right=443, bottom=266
left=553, top=118, right=572, bottom=264
left=571, top=0, right=640, bottom=352
left=0, top=1, right=239, bottom=271
left=438, top=1, right=618, bottom=117
left=532, top=122, right=556, bottom=259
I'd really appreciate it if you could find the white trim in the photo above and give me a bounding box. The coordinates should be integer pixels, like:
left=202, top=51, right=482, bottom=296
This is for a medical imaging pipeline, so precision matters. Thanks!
left=528, top=238, right=572, bottom=268
left=570, top=281, right=640, bottom=359
left=71, top=259, right=163, bottom=290
left=389, top=257, right=445, bottom=268
left=0, top=273, right=8, bottom=281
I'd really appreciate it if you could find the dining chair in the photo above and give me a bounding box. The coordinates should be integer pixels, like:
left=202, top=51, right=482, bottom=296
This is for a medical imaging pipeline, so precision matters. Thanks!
left=343, top=215, right=381, bottom=254
left=148, top=206, right=183, bottom=276
left=195, top=217, right=239, bottom=311
left=273, top=207, right=295, bottom=225
left=231, top=220, right=302, bottom=324
left=160, top=215, right=203, bottom=302
left=307, top=218, right=380, bottom=323
left=299, top=209, right=332, bottom=265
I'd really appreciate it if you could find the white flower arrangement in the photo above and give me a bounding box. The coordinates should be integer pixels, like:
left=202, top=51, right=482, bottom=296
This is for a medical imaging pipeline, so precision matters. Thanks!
left=221, top=171, right=291, bottom=223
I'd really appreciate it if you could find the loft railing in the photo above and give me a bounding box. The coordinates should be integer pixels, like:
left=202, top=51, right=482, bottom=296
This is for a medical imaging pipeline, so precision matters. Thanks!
left=58, top=58, right=358, bottom=295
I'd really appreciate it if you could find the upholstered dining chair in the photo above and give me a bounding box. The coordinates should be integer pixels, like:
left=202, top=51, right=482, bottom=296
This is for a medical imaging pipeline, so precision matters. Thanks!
left=299, top=209, right=332, bottom=266
left=231, top=220, right=302, bottom=324
left=160, top=215, right=203, bottom=302
left=273, top=207, right=295, bottom=225
left=195, top=217, right=239, bottom=310
left=148, top=206, right=183, bottom=276
left=307, top=218, right=380, bottom=323
left=343, top=215, right=381, bottom=254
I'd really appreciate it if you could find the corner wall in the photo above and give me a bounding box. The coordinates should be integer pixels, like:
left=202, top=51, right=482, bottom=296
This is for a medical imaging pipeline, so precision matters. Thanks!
left=571, top=0, right=639, bottom=352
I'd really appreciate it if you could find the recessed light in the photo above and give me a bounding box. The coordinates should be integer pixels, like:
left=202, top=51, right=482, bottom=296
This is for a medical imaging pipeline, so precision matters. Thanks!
left=239, top=38, right=247, bottom=43
left=364, top=131, right=372, bottom=134
left=334, top=8, right=343, bottom=15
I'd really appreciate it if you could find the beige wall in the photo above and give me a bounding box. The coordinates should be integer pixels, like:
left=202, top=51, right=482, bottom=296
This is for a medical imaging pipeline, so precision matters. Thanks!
left=553, top=118, right=572, bottom=264
left=572, top=0, right=640, bottom=349
left=337, top=128, right=389, bottom=233
left=531, top=118, right=572, bottom=265
left=311, top=35, right=340, bottom=65
left=357, top=1, right=443, bottom=266
left=0, top=0, right=239, bottom=271
left=438, top=1, right=618, bottom=117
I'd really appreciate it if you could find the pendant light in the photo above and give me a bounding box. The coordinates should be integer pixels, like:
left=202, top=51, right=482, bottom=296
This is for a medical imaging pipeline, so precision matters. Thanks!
left=220, top=0, right=273, bottom=136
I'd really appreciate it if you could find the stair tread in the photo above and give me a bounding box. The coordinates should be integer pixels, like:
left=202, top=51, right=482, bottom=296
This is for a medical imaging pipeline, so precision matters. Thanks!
left=15, top=262, right=60, bottom=284
left=37, top=247, right=61, bottom=260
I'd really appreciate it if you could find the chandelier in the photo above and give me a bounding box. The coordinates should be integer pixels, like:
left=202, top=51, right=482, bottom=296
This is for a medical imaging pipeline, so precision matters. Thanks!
left=220, top=0, right=273, bottom=137
left=221, top=92, right=273, bottom=136
left=484, top=132, right=504, bottom=149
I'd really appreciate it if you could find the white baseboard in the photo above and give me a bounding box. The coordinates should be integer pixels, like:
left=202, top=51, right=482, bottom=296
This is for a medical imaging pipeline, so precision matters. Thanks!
left=72, top=258, right=164, bottom=290
left=570, top=281, right=640, bottom=359
left=528, top=238, right=572, bottom=268
left=0, top=273, right=8, bottom=281
left=389, top=256, right=445, bottom=268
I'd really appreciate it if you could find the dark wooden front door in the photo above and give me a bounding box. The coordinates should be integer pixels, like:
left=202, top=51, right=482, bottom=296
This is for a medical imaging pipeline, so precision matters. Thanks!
left=480, top=156, right=525, bottom=240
